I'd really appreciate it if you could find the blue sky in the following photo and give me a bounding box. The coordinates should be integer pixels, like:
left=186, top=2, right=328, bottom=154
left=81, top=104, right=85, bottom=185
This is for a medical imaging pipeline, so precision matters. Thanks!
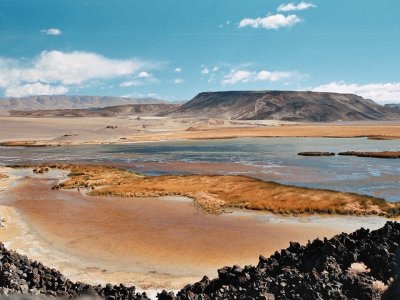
left=0, top=0, right=399, bottom=103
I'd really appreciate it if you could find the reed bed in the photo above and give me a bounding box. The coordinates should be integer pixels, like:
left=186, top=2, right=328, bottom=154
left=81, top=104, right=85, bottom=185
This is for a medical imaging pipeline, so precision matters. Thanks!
left=10, top=163, right=400, bottom=217
left=338, top=151, right=400, bottom=159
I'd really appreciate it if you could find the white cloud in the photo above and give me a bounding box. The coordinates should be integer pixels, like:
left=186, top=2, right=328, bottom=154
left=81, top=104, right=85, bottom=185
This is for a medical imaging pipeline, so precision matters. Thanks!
left=174, top=67, right=182, bottom=73
left=255, top=70, right=294, bottom=81
left=120, top=71, right=156, bottom=88
left=201, top=67, right=210, bottom=75
left=201, top=66, right=219, bottom=76
left=222, top=69, right=296, bottom=85
left=120, top=80, right=142, bottom=88
left=277, top=2, right=316, bottom=12
left=0, top=50, right=151, bottom=97
left=41, top=28, right=62, bottom=35
left=137, top=71, right=152, bottom=78
left=239, top=14, right=301, bottom=30
left=4, top=83, right=68, bottom=98
left=222, top=70, right=252, bottom=84
left=312, top=82, right=400, bottom=103
left=174, top=78, right=184, bottom=84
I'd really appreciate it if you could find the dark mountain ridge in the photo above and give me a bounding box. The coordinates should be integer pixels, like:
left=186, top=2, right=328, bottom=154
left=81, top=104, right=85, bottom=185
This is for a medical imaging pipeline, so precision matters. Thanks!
left=167, top=90, right=399, bottom=122
left=2, top=91, right=400, bottom=122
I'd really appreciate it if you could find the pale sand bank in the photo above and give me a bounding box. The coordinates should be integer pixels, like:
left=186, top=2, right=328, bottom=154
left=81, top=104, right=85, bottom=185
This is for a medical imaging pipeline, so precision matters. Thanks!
left=0, top=116, right=399, bottom=147
left=0, top=169, right=389, bottom=292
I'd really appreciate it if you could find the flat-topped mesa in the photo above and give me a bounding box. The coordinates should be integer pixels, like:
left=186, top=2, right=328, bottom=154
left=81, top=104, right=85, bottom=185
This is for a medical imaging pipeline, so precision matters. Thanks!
left=166, top=90, right=400, bottom=121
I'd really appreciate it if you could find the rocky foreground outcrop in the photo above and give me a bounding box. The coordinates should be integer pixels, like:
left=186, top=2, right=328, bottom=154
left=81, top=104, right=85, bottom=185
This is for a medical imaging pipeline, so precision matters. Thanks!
left=0, top=243, right=150, bottom=299
left=159, top=222, right=400, bottom=300
left=1, top=222, right=400, bottom=299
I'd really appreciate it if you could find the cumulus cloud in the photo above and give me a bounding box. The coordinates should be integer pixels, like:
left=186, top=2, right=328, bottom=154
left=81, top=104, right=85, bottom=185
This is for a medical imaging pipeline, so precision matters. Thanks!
left=120, top=80, right=143, bottom=88
left=277, top=2, right=316, bottom=12
left=120, top=71, right=156, bottom=88
left=0, top=50, right=150, bottom=97
left=174, top=78, right=184, bottom=84
left=239, top=14, right=301, bottom=30
left=222, top=69, right=295, bottom=85
left=201, top=67, right=210, bottom=75
left=222, top=70, right=252, bottom=84
left=312, top=82, right=400, bottom=103
left=4, top=83, right=68, bottom=98
left=137, top=71, right=152, bottom=78
left=41, top=28, right=62, bottom=35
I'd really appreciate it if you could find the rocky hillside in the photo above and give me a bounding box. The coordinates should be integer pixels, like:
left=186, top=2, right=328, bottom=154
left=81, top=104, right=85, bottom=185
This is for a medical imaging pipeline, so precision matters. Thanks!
left=9, top=103, right=179, bottom=117
left=0, top=95, right=166, bottom=115
left=168, top=91, right=400, bottom=122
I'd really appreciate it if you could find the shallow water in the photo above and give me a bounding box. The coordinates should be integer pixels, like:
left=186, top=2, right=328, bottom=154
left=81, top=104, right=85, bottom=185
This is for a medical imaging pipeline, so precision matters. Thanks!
left=0, top=173, right=387, bottom=290
left=1, top=137, right=400, bottom=201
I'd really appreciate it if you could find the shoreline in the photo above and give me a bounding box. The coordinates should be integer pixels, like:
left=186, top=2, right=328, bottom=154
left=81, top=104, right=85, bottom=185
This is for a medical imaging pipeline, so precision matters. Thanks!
left=0, top=169, right=198, bottom=292
left=18, top=163, right=399, bottom=217
left=0, top=168, right=390, bottom=293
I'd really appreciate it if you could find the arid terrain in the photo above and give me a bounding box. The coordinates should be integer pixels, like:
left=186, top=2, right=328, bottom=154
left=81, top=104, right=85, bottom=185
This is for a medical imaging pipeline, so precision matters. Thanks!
left=0, top=116, right=400, bottom=147
left=0, top=165, right=390, bottom=292
left=0, top=93, right=399, bottom=297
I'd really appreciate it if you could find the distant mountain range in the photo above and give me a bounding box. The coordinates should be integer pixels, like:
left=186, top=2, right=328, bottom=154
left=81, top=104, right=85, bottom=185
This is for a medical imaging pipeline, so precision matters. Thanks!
left=0, top=95, right=166, bottom=115
left=10, top=104, right=179, bottom=117
left=166, top=91, right=400, bottom=122
left=2, top=91, right=400, bottom=122
left=385, top=103, right=400, bottom=109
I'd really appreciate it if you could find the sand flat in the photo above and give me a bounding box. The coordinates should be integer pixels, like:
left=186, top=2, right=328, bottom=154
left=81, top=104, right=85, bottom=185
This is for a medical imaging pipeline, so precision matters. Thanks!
left=0, top=116, right=399, bottom=146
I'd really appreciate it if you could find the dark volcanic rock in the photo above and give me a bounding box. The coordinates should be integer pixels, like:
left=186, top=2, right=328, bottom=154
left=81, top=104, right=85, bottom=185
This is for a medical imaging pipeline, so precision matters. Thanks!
left=0, top=243, right=149, bottom=299
left=163, top=222, right=400, bottom=300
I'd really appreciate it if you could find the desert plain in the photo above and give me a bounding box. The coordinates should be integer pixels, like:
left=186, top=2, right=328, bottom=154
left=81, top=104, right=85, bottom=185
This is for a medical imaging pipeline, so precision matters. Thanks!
left=1, top=114, right=399, bottom=294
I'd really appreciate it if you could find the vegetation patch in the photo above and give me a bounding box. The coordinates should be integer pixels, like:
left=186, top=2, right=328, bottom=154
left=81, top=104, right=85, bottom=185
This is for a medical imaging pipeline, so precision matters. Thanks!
left=339, top=151, right=400, bottom=159
left=298, top=152, right=335, bottom=156
left=9, top=163, right=400, bottom=217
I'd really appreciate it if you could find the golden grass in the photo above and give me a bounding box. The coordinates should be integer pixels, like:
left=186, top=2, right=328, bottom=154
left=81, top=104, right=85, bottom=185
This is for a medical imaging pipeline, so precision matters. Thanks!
left=11, top=163, right=400, bottom=217
left=0, top=173, right=8, bottom=179
left=338, top=151, right=400, bottom=159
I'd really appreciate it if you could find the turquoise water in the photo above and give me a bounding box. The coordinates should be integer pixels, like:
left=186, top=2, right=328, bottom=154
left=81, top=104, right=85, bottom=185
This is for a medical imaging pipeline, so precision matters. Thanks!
left=1, top=137, right=399, bottom=201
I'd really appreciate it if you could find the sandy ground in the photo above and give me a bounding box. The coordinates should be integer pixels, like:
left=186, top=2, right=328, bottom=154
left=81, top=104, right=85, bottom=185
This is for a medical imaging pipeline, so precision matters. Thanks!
left=0, top=116, right=399, bottom=146
left=0, top=168, right=389, bottom=292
